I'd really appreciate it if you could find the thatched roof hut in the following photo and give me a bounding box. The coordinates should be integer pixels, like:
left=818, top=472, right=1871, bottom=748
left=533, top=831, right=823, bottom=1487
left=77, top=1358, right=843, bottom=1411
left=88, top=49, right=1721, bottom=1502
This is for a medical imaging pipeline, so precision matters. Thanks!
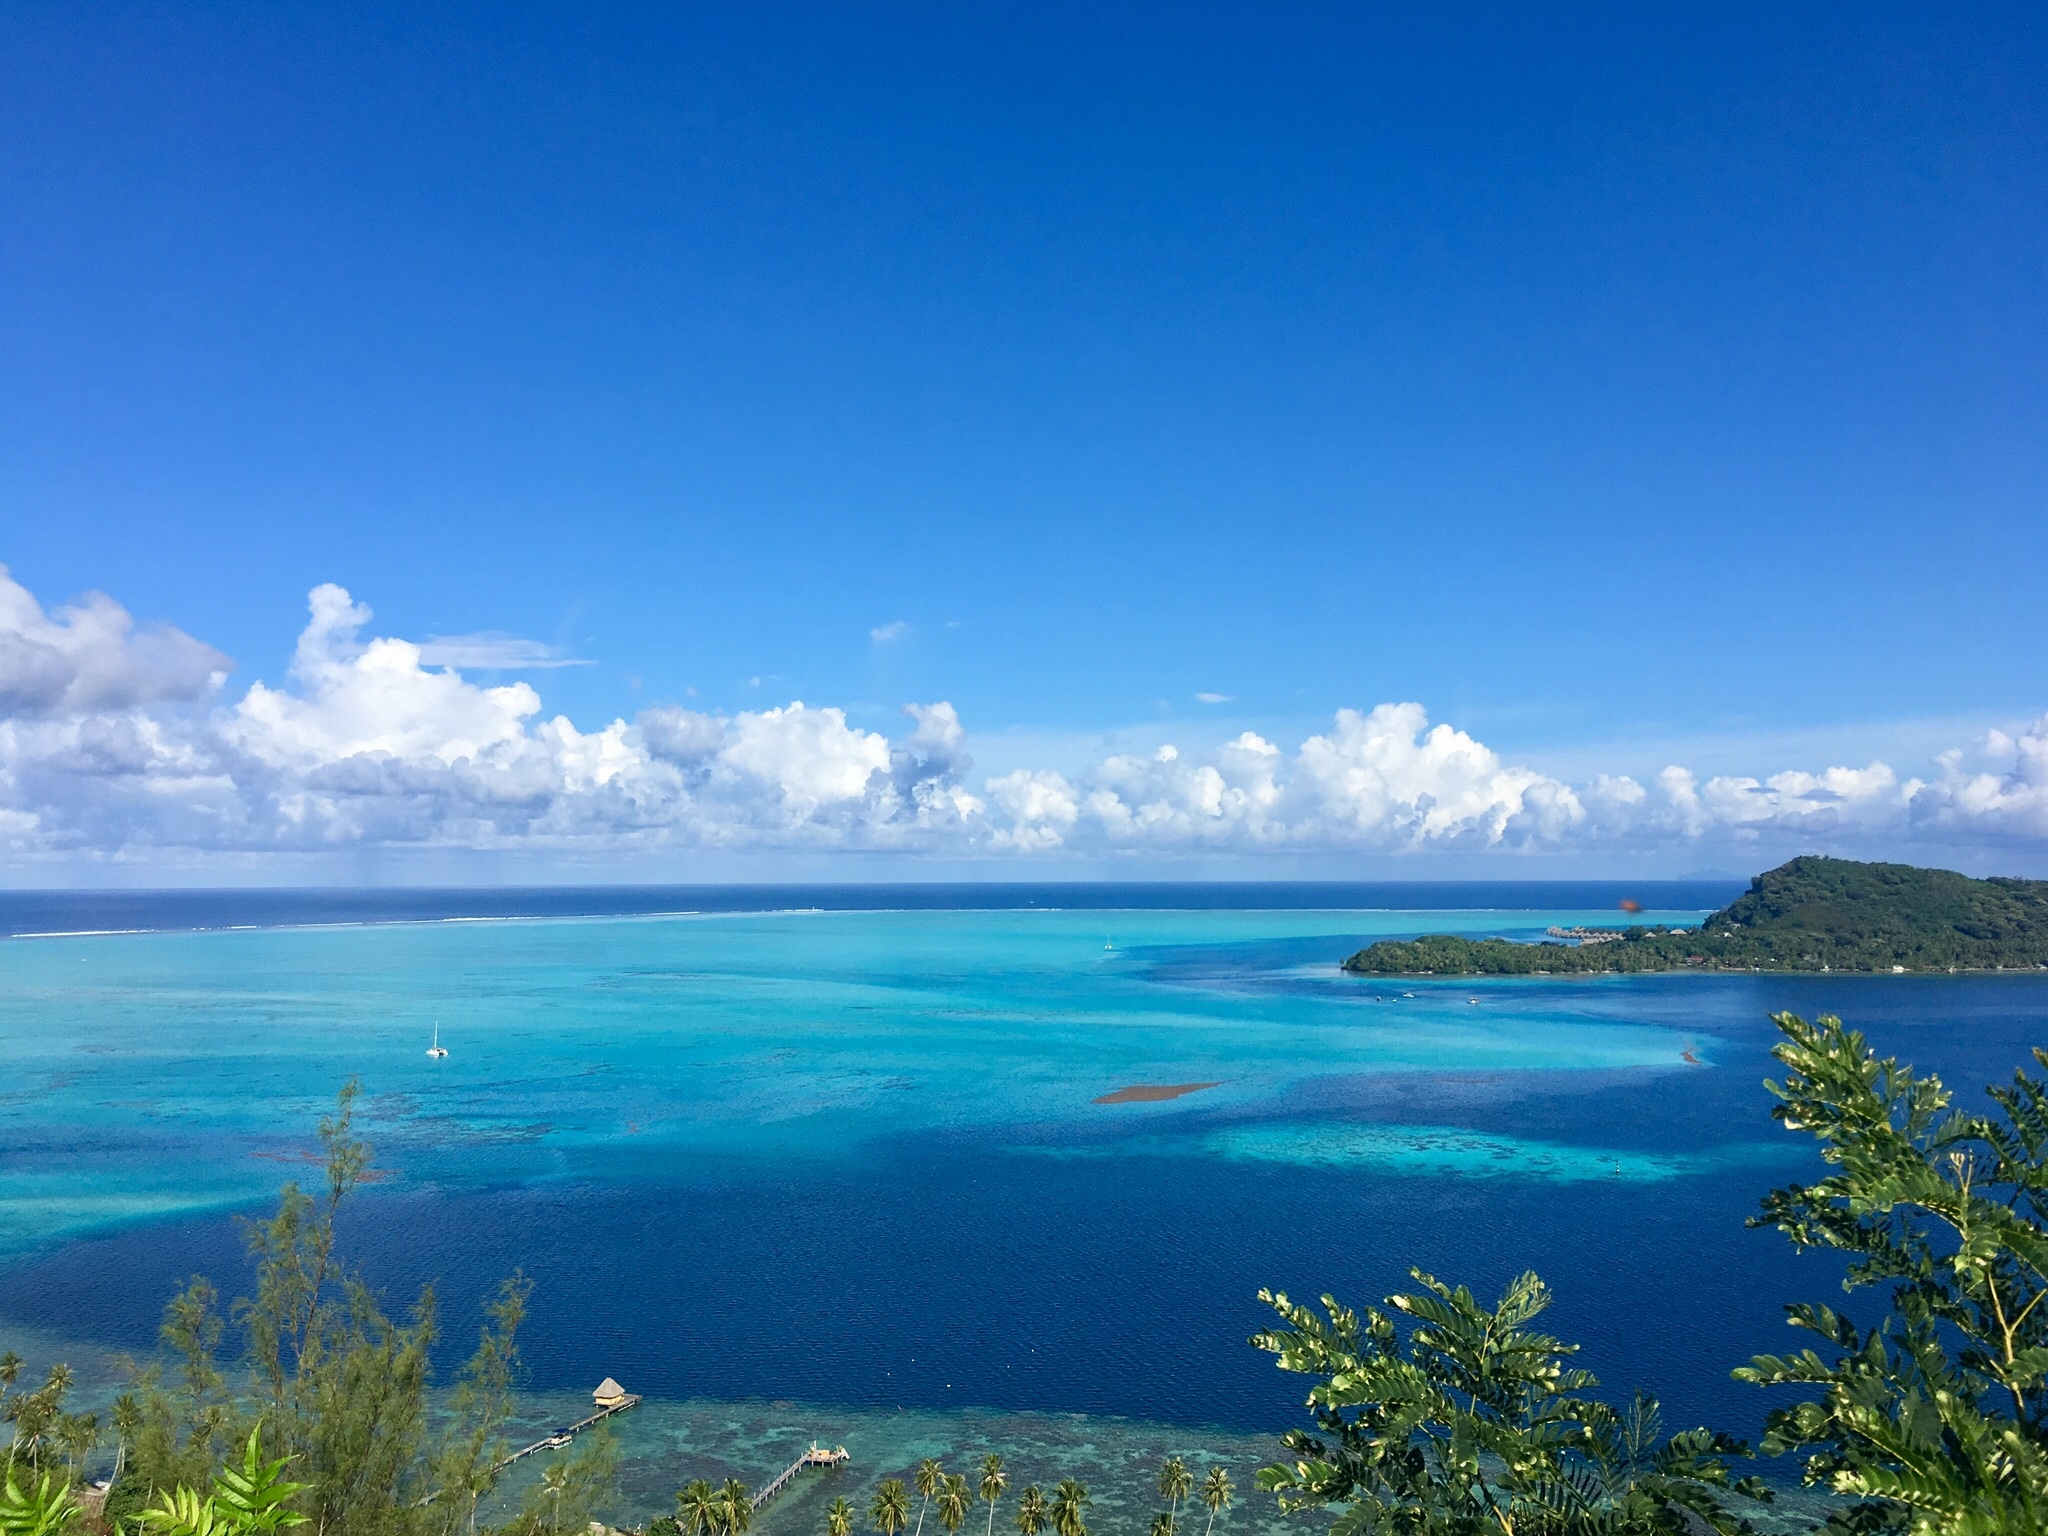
left=593, top=1377, right=628, bottom=1407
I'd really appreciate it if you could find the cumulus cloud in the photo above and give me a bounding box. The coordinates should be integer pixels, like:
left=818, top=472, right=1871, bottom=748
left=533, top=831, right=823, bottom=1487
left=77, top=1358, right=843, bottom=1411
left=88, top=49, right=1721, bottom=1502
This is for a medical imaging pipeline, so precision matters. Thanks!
left=228, top=586, right=543, bottom=770
left=722, top=703, right=890, bottom=816
left=1293, top=704, right=1582, bottom=847
left=5, top=568, right=2048, bottom=867
left=986, top=769, right=1079, bottom=850
left=0, top=565, right=228, bottom=719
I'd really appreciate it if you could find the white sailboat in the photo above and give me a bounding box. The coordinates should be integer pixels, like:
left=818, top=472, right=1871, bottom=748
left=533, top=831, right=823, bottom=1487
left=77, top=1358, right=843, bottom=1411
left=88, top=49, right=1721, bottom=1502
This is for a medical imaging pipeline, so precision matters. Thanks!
left=427, top=1025, right=448, bottom=1059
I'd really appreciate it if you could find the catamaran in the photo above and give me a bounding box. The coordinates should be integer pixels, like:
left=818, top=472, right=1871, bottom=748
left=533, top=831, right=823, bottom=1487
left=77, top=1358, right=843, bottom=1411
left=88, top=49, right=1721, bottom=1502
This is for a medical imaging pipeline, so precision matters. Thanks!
left=427, top=1025, right=448, bottom=1059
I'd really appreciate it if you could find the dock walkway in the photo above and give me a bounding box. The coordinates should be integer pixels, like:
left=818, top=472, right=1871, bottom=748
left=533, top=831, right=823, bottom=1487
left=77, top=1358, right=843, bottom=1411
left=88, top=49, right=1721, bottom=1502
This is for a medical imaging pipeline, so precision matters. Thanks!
left=750, top=1445, right=850, bottom=1511
left=496, top=1395, right=643, bottom=1473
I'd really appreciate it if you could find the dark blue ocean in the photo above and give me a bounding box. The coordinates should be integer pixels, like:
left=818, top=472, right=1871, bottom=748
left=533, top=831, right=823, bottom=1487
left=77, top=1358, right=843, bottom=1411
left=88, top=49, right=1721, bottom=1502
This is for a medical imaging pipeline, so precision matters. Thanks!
left=2, top=882, right=2039, bottom=1526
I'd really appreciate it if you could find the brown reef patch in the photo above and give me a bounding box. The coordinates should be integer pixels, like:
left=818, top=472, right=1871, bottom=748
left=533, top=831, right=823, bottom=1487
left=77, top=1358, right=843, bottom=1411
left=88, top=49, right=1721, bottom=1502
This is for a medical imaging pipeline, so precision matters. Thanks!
left=1093, top=1081, right=1223, bottom=1104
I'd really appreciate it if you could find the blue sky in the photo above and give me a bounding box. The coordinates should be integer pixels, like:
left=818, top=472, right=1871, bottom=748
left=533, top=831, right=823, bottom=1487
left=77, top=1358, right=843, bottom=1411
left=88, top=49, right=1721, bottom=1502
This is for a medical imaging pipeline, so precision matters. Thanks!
left=2, top=3, right=2045, bottom=878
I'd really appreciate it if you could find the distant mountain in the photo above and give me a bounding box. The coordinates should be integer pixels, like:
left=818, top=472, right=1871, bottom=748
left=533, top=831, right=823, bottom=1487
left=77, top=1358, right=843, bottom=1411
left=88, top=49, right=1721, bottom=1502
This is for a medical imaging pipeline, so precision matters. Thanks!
left=1342, top=856, right=2048, bottom=976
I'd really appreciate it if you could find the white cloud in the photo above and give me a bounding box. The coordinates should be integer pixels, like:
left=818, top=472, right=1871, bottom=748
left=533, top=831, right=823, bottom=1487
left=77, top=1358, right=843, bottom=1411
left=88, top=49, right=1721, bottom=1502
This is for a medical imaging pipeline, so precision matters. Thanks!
left=1195, top=692, right=1233, bottom=704
left=6, top=568, right=2048, bottom=868
left=228, top=586, right=543, bottom=770
left=0, top=565, right=228, bottom=719
left=1292, top=703, right=1583, bottom=847
left=721, top=703, right=891, bottom=816
left=870, top=621, right=911, bottom=645
left=415, top=632, right=593, bottom=669
left=986, top=769, right=1079, bottom=850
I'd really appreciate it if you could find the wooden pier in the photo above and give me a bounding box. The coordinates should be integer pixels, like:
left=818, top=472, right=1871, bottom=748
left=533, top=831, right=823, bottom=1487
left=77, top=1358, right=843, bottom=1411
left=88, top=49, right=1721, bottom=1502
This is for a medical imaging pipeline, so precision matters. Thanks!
left=750, top=1445, right=850, bottom=1511
left=436, top=1376, right=844, bottom=1524
left=495, top=1393, right=643, bottom=1473
left=412, top=1382, right=645, bottom=1511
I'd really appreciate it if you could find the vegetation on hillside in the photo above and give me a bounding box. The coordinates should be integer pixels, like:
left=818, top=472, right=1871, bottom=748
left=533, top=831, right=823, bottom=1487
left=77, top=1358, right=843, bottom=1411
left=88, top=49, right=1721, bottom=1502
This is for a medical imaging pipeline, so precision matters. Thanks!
left=1252, top=1270, right=1768, bottom=1533
left=1252, top=1012, right=2048, bottom=1533
left=1343, top=856, right=2048, bottom=976
left=1734, top=1012, right=2048, bottom=1532
left=3, top=1081, right=615, bottom=1536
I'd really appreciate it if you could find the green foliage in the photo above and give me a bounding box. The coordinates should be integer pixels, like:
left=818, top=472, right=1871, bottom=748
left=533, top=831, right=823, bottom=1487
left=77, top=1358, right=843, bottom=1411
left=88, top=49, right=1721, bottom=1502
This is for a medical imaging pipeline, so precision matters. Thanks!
left=426, top=1275, right=532, bottom=1536
left=107, top=1081, right=534, bottom=1536
left=1011, top=1486, right=1045, bottom=1536
left=915, top=1464, right=942, bottom=1502
left=715, top=1479, right=751, bottom=1536
left=504, top=1428, right=618, bottom=1536
left=977, top=1456, right=1005, bottom=1536
left=676, top=1480, right=720, bottom=1536
left=4, top=1362, right=100, bottom=1485
left=869, top=1480, right=910, bottom=1536
left=1048, top=1481, right=1087, bottom=1536
left=225, top=1083, right=438, bottom=1536
left=129, top=1279, right=239, bottom=1496
left=826, top=1497, right=855, bottom=1536
left=1158, top=1458, right=1192, bottom=1514
left=912, top=1461, right=941, bottom=1536
left=208, top=1427, right=311, bottom=1535
left=1253, top=1269, right=1768, bottom=1534
left=1341, top=932, right=1693, bottom=978
left=135, top=1485, right=236, bottom=1536
left=1343, top=856, right=2048, bottom=976
left=1198, top=1468, right=1231, bottom=1536
left=675, top=1482, right=716, bottom=1536
left=0, top=1470, right=80, bottom=1536
left=130, top=1427, right=311, bottom=1536
left=936, top=1476, right=968, bottom=1536
left=1156, top=1457, right=1192, bottom=1536
left=1736, top=1011, right=2048, bottom=1532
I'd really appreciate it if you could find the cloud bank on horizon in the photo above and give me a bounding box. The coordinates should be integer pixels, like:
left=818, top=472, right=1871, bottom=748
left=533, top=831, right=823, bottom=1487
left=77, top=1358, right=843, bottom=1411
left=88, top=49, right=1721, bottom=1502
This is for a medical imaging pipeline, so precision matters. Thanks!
left=2, top=566, right=2044, bottom=869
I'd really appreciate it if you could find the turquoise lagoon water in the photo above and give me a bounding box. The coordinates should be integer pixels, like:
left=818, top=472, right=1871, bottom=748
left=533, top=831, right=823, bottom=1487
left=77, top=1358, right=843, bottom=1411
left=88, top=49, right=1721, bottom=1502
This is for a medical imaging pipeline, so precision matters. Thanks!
left=4, top=888, right=2045, bottom=1529
left=0, top=903, right=1722, bottom=1247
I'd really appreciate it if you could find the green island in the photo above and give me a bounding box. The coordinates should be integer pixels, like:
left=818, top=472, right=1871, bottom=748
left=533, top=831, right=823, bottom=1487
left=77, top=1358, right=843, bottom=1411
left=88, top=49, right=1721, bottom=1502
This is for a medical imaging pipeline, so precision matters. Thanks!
left=1341, top=854, right=2048, bottom=976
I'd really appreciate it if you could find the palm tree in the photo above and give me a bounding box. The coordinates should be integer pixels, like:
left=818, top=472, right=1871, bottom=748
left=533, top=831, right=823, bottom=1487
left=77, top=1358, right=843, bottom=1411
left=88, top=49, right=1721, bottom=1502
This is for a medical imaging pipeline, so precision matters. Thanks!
left=977, top=1455, right=1006, bottom=1536
left=1012, top=1486, right=1046, bottom=1536
left=719, top=1479, right=753, bottom=1536
left=1149, top=1516, right=1174, bottom=1536
left=937, top=1474, right=969, bottom=1536
left=1049, top=1481, right=1088, bottom=1536
left=1158, top=1457, right=1192, bottom=1536
left=7, top=1365, right=72, bottom=1471
left=912, top=1460, right=943, bottom=1536
left=677, top=1480, right=720, bottom=1536
left=870, top=1480, right=910, bottom=1536
left=1198, top=1468, right=1231, bottom=1536
left=826, top=1497, right=855, bottom=1536
left=55, top=1413, right=99, bottom=1487
left=111, top=1394, right=142, bottom=1486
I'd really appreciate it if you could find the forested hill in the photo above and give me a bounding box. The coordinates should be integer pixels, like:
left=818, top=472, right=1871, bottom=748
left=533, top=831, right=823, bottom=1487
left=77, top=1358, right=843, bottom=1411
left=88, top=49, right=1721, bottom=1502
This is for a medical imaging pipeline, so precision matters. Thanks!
left=1341, top=856, right=2048, bottom=976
